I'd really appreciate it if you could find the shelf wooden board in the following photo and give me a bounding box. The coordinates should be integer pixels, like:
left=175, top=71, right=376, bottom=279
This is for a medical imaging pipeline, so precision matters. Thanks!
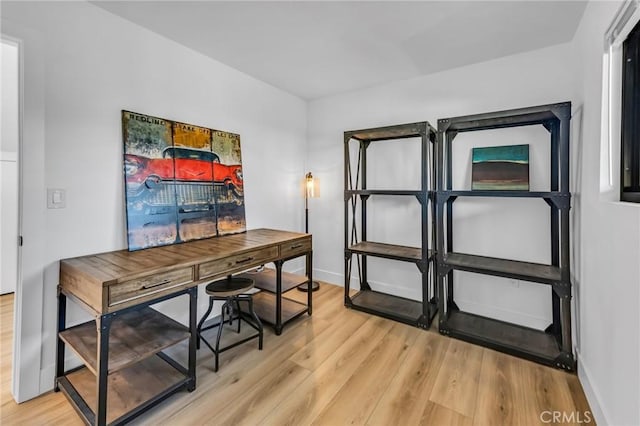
left=345, top=189, right=427, bottom=197
left=444, top=310, right=562, bottom=364
left=345, top=122, right=430, bottom=142
left=443, top=252, right=562, bottom=284
left=63, top=355, right=186, bottom=425
left=250, top=292, right=308, bottom=325
left=441, top=190, right=568, bottom=198
left=59, top=307, right=190, bottom=375
left=348, top=241, right=432, bottom=262
left=237, top=268, right=308, bottom=294
left=350, top=290, right=423, bottom=325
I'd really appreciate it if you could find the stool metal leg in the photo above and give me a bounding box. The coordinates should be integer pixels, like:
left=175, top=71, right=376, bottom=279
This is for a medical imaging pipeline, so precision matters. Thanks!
left=234, top=297, right=242, bottom=333
left=196, top=297, right=215, bottom=351
left=198, top=288, right=262, bottom=372
left=214, top=301, right=227, bottom=372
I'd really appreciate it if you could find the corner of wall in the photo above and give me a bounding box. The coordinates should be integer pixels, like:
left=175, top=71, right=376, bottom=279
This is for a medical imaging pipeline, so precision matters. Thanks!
left=576, top=350, right=609, bottom=426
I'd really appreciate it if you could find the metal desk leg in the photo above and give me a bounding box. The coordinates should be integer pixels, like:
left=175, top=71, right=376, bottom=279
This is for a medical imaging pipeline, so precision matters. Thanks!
left=96, top=313, right=113, bottom=426
left=55, top=289, right=67, bottom=392
left=187, top=287, right=197, bottom=392
left=274, top=260, right=283, bottom=335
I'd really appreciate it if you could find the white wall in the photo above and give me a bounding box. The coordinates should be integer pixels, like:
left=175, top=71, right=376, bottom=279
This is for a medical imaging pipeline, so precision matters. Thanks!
left=308, top=42, right=578, bottom=330
left=1, top=1, right=307, bottom=402
left=570, top=2, right=640, bottom=425
left=1, top=39, right=20, bottom=295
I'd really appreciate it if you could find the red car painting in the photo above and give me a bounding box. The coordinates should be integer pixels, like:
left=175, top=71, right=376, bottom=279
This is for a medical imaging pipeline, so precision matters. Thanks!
left=124, top=146, right=244, bottom=214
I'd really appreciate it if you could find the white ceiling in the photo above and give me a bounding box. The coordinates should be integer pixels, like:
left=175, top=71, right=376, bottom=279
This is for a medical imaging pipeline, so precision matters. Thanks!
left=93, top=1, right=587, bottom=100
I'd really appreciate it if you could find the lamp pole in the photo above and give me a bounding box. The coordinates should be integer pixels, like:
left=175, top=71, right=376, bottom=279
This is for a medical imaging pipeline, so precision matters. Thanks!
left=299, top=172, right=320, bottom=292
left=305, top=182, right=309, bottom=234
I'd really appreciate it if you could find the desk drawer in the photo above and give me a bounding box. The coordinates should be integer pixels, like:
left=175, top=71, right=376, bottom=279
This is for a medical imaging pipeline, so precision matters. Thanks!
left=280, top=238, right=311, bottom=259
left=109, top=267, right=195, bottom=307
left=199, top=246, right=278, bottom=280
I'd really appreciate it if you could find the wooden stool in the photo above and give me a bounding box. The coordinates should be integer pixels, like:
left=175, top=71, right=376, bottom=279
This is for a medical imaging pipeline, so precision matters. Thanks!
left=196, top=276, right=263, bottom=372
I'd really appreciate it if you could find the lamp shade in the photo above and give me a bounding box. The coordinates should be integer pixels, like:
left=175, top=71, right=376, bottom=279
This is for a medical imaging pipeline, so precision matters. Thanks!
left=305, top=172, right=320, bottom=198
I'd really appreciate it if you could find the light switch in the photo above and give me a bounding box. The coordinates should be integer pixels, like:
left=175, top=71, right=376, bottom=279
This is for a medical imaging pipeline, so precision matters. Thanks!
left=47, top=188, right=66, bottom=209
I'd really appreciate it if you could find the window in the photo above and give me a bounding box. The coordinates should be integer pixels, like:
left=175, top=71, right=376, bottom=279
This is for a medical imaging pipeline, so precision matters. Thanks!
left=603, top=0, right=640, bottom=202
left=621, top=19, right=640, bottom=202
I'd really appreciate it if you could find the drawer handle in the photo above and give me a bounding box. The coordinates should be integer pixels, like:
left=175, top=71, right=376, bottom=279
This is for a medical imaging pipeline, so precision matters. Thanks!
left=142, top=279, right=171, bottom=289
left=235, top=257, right=254, bottom=264
left=290, top=244, right=303, bottom=249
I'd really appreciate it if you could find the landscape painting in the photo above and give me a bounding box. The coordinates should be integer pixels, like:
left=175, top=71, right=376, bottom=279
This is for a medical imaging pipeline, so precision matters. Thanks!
left=122, top=111, right=246, bottom=251
left=471, top=144, right=529, bottom=191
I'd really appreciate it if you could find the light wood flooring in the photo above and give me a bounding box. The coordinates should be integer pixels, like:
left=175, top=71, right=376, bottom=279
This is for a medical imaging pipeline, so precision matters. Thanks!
left=0, top=284, right=592, bottom=425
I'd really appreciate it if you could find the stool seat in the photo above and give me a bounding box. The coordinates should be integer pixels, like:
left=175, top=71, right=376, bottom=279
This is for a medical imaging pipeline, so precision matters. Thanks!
left=197, top=276, right=263, bottom=372
left=205, top=277, right=254, bottom=297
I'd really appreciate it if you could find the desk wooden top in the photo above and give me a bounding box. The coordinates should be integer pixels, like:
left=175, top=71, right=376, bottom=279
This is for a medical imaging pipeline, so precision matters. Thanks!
left=59, top=228, right=311, bottom=315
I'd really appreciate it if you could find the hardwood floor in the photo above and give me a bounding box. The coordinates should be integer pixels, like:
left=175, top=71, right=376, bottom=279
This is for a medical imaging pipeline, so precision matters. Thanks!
left=0, top=284, right=593, bottom=425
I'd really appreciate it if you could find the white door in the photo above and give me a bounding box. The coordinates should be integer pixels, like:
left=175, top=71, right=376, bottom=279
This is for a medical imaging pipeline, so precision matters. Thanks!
left=1, top=39, right=19, bottom=295
left=1, top=155, right=18, bottom=294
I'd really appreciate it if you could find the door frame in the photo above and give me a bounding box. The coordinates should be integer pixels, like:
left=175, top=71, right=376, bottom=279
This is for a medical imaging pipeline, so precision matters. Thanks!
left=2, top=24, right=46, bottom=403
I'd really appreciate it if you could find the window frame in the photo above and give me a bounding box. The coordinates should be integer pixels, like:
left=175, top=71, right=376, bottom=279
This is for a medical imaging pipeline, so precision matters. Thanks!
left=621, top=18, right=640, bottom=202
left=602, top=0, right=640, bottom=202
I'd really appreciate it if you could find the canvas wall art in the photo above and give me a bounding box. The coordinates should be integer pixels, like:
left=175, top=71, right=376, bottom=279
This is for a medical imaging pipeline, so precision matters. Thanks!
left=471, top=144, right=529, bottom=190
left=122, top=111, right=246, bottom=251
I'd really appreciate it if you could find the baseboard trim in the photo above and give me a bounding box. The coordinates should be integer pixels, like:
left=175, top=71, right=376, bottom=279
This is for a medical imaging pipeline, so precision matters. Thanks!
left=454, top=298, right=549, bottom=330
left=40, top=353, right=82, bottom=394
left=576, top=349, right=608, bottom=426
left=312, top=268, right=348, bottom=287
left=312, top=269, right=547, bottom=328
left=313, top=268, right=404, bottom=292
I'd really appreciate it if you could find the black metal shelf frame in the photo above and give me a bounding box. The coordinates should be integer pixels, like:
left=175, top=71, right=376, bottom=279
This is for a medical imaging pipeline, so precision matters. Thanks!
left=55, top=288, right=197, bottom=425
left=435, top=102, right=576, bottom=371
left=344, top=121, right=437, bottom=329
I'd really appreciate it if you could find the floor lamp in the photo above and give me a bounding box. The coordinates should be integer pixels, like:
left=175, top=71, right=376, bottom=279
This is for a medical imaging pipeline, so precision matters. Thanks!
left=298, top=172, right=320, bottom=292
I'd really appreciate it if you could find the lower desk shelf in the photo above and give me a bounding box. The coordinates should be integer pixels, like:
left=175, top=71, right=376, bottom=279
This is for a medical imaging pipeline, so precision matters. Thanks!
left=250, top=292, right=308, bottom=326
left=441, top=310, right=574, bottom=370
left=59, top=307, right=190, bottom=374
left=242, top=268, right=308, bottom=293
left=60, top=355, right=188, bottom=425
left=238, top=268, right=311, bottom=334
left=348, top=290, right=435, bottom=327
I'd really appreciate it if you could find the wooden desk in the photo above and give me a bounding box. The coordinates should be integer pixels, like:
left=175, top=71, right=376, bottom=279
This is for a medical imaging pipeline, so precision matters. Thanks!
left=56, top=228, right=312, bottom=426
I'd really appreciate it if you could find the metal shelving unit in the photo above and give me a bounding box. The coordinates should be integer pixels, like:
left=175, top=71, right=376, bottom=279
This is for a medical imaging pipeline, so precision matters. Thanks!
left=344, top=122, right=437, bottom=329
left=435, top=102, right=575, bottom=370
